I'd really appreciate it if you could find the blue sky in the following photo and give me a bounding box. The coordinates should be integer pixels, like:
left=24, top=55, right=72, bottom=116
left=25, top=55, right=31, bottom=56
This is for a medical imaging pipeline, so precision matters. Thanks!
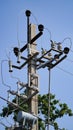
left=0, top=0, right=73, bottom=130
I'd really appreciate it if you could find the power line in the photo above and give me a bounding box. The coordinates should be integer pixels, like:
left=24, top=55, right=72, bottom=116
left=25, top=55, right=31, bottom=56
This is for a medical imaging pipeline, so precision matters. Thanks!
left=61, top=37, right=72, bottom=50
left=1, top=60, right=11, bottom=90
left=57, top=66, right=73, bottom=77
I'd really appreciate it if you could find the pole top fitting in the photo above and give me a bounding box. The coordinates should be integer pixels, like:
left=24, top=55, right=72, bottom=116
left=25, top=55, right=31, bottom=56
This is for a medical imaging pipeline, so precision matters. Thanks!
left=25, top=10, right=31, bottom=17
left=38, top=24, right=44, bottom=32
left=64, top=47, right=69, bottom=54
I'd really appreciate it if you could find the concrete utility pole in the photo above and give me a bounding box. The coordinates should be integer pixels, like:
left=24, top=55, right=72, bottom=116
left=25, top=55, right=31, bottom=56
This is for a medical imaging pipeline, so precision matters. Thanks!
left=25, top=10, right=39, bottom=130
left=27, top=24, right=38, bottom=130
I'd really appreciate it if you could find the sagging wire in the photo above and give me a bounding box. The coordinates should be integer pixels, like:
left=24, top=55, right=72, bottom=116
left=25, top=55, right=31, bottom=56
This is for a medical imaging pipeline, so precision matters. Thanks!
left=10, top=73, right=21, bottom=105
left=31, top=11, right=52, bottom=43
left=6, top=49, right=11, bottom=60
left=17, top=8, right=26, bottom=49
left=1, top=60, right=13, bottom=105
left=44, top=27, right=52, bottom=41
left=10, top=73, right=20, bottom=82
left=17, top=9, right=39, bottom=49
left=31, top=11, right=39, bottom=26
left=66, top=49, right=73, bottom=63
left=17, top=9, right=40, bottom=50
left=1, top=60, right=11, bottom=90
left=49, top=37, right=72, bottom=55
left=61, top=37, right=72, bottom=50
left=5, top=46, right=14, bottom=60
left=1, top=60, right=13, bottom=118
left=39, top=26, right=52, bottom=54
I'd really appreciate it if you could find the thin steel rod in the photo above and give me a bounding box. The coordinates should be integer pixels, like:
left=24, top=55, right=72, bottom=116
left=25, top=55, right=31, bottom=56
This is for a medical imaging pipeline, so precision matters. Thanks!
left=48, top=69, right=51, bottom=130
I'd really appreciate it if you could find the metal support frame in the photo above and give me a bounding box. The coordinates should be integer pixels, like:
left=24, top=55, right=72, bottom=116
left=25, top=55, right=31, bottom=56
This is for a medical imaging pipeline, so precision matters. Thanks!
left=20, top=32, right=43, bottom=52
left=37, top=47, right=67, bottom=70
left=12, top=51, right=39, bottom=70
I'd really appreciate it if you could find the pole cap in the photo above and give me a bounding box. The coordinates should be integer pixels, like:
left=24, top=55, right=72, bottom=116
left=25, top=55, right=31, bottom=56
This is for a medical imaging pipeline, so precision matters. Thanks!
left=25, top=10, right=31, bottom=17
left=64, top=47, right=69, bottom=54
left=38, top=24, right=44, bottom=32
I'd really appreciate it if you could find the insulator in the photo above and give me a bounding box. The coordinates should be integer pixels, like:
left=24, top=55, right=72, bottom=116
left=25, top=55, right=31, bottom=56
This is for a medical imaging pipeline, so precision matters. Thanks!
left=48, top=52, right=52, bottom=59
left=64, top=47, right=69, bottom=54
left=54, top=54, right=59, bottom=61
left=9, top=60, right=13, bottom=72
left=17, top=51, right=21, bottom=63
left=14, top=47, right=18, bottom=56
left=57, top=43, right=62, bottom=51
left=41, top=48, right=46, bottom=54
left=7, top=91, right=10, bottom=101
left=38, top=24, right=44, bottom=32
left=51, top=41, right=56, bottom=49
left=17, top=82, right=20, bottom=94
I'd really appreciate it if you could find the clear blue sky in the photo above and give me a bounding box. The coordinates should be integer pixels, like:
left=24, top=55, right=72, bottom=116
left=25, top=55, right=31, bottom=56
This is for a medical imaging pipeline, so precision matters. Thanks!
left=0, top=0, right=73, bottom=130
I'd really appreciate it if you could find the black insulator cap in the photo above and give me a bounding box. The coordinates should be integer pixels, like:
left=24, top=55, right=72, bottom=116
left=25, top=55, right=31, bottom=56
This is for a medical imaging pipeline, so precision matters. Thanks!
left=9, top=70, right=13, bottom=73
left=14, top=47, right=19, bottom=56
left=25, top=10, right=31, bottom=17
left=54, top=54, right=59, bottom=59
left=38, top=24, right=44, bottom=32
left=64, top=47, right=69, bottom=54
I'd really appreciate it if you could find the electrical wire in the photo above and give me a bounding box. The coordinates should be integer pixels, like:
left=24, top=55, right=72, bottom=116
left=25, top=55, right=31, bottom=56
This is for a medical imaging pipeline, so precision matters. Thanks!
left=17, top=9, right=26, bottom=49
left=5, top=117, right=13, bottom=126
left=16, top=9, right=39, bottom=54
left=70, top=49, right=73, bottom=53
left=61, top=37, right=72, bottom=50
left=0, top=60, right=13, bottom=119
left=57, top=56, right=73, bottom=76
left=0, top=117, right=11, bottom=128
left=10, top=73, right=20, bottom=82
left=5, top=46, right=14, bottom=60
left=48, top=69, right=51, bottom=130
left=0, top=117, right=4, bottom=122
left=10, top=73, right=21, bottom=105
left=38, top=116, right=64, bottom=130
left=17, top=9, right=39, bottom=49
left=0, top=121, right=7, bottom=128
left=39, top=26, right=52, bottom=53
left=0, top=116, right=13, bottom=128
left=66, top=58, right=73, bottom=63
left=1, top=60, right=11, bottom=90
left=44, top=27, right=52, bottom=41
left=31, top=11, right=39, bottom=25
left=56, top=66, right=73, bottom=77
left=6, top=49, right=11, bottom=60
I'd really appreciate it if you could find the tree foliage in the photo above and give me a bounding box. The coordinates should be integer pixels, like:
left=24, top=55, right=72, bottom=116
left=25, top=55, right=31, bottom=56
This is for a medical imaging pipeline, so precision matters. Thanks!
left=38, top=93, right=73, bottom=129
left=0, top=93, right=73, bottom=130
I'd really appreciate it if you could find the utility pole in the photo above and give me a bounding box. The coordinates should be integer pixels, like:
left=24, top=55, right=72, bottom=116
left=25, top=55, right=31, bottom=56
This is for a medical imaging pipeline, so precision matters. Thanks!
left=0, top=9, right=70, bottom=130
left=11, top=10, right=44, bottom=130
left=27, top=24, right=38, bottom=130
